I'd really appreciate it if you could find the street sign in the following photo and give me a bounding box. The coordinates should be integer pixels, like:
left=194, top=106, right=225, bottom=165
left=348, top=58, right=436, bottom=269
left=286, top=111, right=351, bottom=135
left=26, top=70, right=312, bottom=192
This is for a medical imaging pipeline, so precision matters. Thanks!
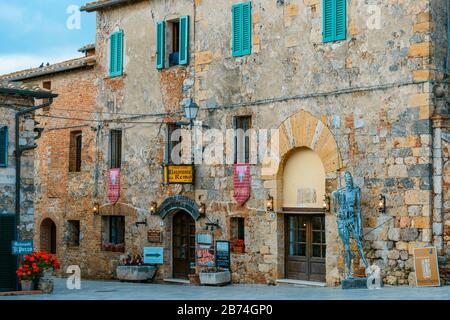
left=11, top=240, right=33, bottom=255
left=162, top=165, right=194, bottom=184
left=144, top=247, right=164, bottom=264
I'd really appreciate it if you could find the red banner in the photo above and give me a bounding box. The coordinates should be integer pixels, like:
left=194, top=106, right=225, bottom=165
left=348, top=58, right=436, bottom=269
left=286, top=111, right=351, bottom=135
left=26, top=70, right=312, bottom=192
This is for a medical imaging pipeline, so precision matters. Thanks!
left=233, top=164, right=251, bottom=206
left=108, top=169, right=120, bottom=205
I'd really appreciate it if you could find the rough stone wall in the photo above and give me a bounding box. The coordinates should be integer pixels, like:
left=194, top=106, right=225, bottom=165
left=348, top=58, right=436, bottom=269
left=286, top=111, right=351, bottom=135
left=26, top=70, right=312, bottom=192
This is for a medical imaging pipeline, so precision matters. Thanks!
left=21, top=67, right=98, bottom=277
left=0, top=94, right=39, bottom=240
left=58, top=0, right=449, bottom=285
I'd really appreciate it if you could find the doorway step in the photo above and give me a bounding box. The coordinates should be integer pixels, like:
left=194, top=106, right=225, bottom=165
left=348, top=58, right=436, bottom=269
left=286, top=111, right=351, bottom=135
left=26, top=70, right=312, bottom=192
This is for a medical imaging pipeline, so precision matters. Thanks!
left=163, top=278, right=190, bottom=285
left=276, top=279, right=326, bottom=287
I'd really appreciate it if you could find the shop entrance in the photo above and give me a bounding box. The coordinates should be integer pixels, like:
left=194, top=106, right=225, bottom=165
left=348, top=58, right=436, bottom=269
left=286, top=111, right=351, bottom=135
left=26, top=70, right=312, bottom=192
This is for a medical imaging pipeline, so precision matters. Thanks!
left=172, top=210, right=195, bottom=279
left=285, top=214, right=326, bottom=281
left=40, top=218, right=56, bottom=254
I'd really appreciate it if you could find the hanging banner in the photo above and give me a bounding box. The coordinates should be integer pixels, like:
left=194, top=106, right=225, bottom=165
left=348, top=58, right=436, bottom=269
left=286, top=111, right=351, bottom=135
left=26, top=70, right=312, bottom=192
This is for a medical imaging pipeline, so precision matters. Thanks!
left=108, top=168, right=121, bottom=205
left=233, top=164, right=251, bottom=206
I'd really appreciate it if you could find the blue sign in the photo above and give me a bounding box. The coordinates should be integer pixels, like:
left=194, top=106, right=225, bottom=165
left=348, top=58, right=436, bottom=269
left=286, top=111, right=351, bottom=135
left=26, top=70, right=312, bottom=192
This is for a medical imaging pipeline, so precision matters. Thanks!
left=144, top=247, right=164, bottom=264
left=11, top=240, right=33, bottom=255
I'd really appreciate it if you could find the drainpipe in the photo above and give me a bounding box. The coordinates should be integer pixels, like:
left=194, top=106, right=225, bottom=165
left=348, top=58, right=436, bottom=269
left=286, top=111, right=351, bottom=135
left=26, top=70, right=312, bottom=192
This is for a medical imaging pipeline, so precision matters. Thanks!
left=15, top=98, right=53, bottom=241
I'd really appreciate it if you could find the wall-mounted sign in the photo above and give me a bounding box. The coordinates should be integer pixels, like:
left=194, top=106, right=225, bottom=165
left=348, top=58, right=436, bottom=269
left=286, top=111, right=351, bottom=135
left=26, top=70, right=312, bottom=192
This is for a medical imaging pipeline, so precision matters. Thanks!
left=197, top=233, right=213, bottom=245
left=196, top=246, right=215, bottom=267
left=11, top=240, right=33, bottom=255
left=413, top=246, right=440, bottom=287
left=216, top=240, right=230, bottom=270
left=162, top=165, right=194, bottom=184
left=144, top=247, right=164, bottom=264
left=147, top=230, right=162, bottom=243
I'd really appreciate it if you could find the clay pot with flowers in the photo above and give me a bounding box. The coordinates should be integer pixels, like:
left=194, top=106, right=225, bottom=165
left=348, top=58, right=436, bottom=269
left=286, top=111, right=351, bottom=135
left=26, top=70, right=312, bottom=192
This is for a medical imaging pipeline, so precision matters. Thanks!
left=231, top=239, right=245, bottom=254
left=16, top=257, right=41, bottom=291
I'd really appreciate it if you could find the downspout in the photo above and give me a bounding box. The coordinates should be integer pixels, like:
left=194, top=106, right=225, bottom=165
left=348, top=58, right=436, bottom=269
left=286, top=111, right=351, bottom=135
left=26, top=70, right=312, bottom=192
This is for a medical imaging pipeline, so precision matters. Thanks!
left=15, top=98, right=54, bottom=241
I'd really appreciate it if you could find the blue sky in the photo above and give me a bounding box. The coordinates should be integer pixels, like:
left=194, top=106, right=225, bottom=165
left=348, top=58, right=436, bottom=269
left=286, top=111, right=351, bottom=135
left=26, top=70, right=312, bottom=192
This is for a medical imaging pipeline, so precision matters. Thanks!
left=0, top=0, right=95, bottom=74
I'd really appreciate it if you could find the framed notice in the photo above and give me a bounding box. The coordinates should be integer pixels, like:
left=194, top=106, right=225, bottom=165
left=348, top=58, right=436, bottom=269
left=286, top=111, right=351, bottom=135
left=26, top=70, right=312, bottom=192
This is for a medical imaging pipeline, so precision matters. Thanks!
left=413, top=246, right=440, bottom=287
left=215, top=240, right=230, bottom=270
left=147, top=230, right=162, bottom=243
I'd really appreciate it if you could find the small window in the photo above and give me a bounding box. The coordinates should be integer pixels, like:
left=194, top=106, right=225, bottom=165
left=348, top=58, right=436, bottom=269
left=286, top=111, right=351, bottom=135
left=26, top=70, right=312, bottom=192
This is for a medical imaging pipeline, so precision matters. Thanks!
left=66, top=220, right=80, bottom=247
left=234, top=116, right=251, bottom=164
left=69, top=131, right=82, bottom=172
left=156, top=16, right=189, bottom=69
left=230, top=217, right=245, bottom=253
left=166, top=123, right=182, bottom=164
left=42, top=81, right=51, bottom=106
left=102, top=216, right=125, bottom=252
left=110, top=129, right=122, bottom=169
left=0, top=126, right=8, bottom=168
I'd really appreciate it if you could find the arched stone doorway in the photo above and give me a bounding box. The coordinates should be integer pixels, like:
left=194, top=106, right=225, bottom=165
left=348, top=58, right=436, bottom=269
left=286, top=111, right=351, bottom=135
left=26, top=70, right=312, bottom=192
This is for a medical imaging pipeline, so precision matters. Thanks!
left=40, top=218, right=57, bottom=254
left=282, top=147, right=327, bottom=281
left=172, top=210, right=196, bottom=279
left=261, top=110, right=342, bottom=285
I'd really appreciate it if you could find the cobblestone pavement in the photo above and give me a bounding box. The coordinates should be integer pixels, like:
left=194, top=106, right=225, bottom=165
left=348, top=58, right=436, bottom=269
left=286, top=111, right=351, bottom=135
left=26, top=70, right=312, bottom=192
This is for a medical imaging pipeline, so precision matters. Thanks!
left=1, top=279, right=449, bottom=300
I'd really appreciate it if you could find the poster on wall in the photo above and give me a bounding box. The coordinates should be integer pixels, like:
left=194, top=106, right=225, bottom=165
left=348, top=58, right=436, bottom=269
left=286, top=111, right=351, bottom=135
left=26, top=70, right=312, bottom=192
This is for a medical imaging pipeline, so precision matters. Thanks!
left=233, top=164, right=251, bottom=206
left=196, top=233, right=215, bottom=267
left=108, top=168, right=121, bottom=205
left=413, top=246, right=440, bottom=287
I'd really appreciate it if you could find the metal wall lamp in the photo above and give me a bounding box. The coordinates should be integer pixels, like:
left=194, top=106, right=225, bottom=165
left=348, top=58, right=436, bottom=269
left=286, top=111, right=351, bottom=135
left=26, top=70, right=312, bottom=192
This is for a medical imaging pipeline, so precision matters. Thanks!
left=323, top=194, right=331, bottom=213
left=150, top=201, right=158, bottom=215
left=378, top=194, right=386, bottom=213
left=266, top=194, right=274, bottom=212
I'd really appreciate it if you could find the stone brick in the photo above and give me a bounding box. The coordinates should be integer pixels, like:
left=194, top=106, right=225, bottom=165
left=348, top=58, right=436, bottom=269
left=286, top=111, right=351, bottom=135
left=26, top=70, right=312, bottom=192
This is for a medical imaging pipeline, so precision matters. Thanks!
left=408, top=42, right=433, bottom=58
left=195, top=51, right=213, bottom=65
left=405, top=190, right=430, bottom=205
left=400, top=228, right=419, bottom=241
left=411, top=217, right=430, bottom=229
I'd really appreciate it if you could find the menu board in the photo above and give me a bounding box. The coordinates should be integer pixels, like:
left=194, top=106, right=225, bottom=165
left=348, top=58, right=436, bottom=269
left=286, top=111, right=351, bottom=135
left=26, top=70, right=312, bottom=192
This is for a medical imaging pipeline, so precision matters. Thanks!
left=413, top=246, right=440, bottom=287
left=215, top=240, right=231, bottom=270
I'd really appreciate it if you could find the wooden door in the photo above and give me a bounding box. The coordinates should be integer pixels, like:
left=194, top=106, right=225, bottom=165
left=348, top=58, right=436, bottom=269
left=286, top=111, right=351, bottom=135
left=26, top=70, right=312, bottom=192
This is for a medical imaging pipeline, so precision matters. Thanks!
left=172, top=211, right=196, bottom=279
left=0, top=215, right=16, bottom=291
left=285, top=214, right=326, bottom=282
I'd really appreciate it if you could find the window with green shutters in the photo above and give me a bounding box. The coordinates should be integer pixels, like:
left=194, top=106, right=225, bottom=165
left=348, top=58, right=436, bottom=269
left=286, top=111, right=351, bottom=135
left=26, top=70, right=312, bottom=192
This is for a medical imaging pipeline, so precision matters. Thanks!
left=0, top=126, right=8, bottom=168
left=232, top=2, right=252, bottom=57
left=157, top=17, right=190, bottom=69
left=323, top=0, right=346, bottom=43
left=109, top=30, right=124, bottom=77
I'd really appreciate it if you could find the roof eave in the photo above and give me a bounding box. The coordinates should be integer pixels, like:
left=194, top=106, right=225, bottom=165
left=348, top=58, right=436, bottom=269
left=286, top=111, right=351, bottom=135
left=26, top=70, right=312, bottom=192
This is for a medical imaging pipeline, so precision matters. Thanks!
left=0, top=88, right=58, bottom=99
left=80, top=0, right=132, bottom=12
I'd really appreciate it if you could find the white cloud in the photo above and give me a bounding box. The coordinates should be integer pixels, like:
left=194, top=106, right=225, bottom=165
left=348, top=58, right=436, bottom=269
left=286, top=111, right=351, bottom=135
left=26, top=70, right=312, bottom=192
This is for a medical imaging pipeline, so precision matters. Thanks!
left=0, top=50, right=84, bottom=75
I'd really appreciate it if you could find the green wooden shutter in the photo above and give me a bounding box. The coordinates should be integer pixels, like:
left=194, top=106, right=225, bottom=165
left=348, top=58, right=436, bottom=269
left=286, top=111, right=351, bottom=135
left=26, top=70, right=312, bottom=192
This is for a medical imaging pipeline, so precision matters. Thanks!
left=232, top=2, right=252, bottom=57
left=232, top=4, right=243, bottom=57
left=242, top=2, right=252, bottom=56
left=335, top=0, right=346, bottom=41
left=109, top=31, right=123, bottom=77
left=156, top=21, right=166, bottom=70
left=179, top=16, right=189, bottom=65
left=109, top=33, right=117, bottom=76
left=323, top=0, right=334, bottom=42
left=0, top=127, right=8, bottom=168
left=323, top=0, right=346, bottom=42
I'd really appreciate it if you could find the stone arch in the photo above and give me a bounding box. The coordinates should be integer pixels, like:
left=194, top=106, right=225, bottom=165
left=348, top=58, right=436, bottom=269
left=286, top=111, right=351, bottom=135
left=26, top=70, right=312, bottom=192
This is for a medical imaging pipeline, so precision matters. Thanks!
left=40, top=218, right=57, bottom=254
left=156, top=196, right=201, bottom=221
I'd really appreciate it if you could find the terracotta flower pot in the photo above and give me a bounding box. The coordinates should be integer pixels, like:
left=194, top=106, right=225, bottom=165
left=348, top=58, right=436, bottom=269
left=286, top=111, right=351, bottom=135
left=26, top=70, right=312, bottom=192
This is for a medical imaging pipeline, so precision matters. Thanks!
left=232, top=246, right=245, bottom=254
left=21, top=280, right=34, bottom=291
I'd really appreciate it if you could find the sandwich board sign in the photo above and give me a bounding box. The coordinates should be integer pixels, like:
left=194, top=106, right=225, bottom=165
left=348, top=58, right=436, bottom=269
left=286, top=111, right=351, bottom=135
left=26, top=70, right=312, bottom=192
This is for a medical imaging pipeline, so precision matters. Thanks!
left=144, top=247, right=164, bottom=264
left=413, top=246, right=440, bottom=287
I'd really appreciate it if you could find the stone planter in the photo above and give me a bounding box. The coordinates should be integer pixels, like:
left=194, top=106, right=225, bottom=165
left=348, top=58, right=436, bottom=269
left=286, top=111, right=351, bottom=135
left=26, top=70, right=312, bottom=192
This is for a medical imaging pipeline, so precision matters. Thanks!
left=21, top=280, right=34, bottom=291
left=199, top=271, right=231, bottom=286
left=188, top=274, right=200, bottom=286
left=116, top=265, right=156, bottom=282
left=38, top=269, right=54, bottom=294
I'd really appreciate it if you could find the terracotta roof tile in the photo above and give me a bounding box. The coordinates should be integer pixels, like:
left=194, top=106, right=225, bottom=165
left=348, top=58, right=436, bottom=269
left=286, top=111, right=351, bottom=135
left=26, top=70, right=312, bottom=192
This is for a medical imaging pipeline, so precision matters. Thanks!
left=0, top=80, right=57, bottom=98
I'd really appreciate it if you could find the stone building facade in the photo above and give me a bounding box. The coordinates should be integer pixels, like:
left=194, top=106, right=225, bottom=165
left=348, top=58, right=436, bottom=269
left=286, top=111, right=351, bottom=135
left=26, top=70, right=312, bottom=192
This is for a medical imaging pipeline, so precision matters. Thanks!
left=1, top=47, right=98, bottom=276
left=0, top=81, right=56, bottom=291
left=75, top=0, right=449, bottom=286
left=3, top=0, right=448, bottom=287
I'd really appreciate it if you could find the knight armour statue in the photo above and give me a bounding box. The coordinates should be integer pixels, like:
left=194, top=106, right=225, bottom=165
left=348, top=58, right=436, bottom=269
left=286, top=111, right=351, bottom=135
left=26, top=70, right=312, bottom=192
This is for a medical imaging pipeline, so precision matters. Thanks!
left=332, top=171, right=369, bottom=278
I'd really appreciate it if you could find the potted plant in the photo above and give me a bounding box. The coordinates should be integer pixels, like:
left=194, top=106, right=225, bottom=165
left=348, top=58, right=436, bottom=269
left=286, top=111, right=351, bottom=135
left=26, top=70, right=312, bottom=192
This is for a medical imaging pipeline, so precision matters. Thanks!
left=24, top=252, right=60, bottom=293
left=116, top=253, right=156, bottom=282
left=231, top=239, right=245, bottom=254
left=16, top=258, right=40, bottom=291
left=199, top=267, right=231, bottom=286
